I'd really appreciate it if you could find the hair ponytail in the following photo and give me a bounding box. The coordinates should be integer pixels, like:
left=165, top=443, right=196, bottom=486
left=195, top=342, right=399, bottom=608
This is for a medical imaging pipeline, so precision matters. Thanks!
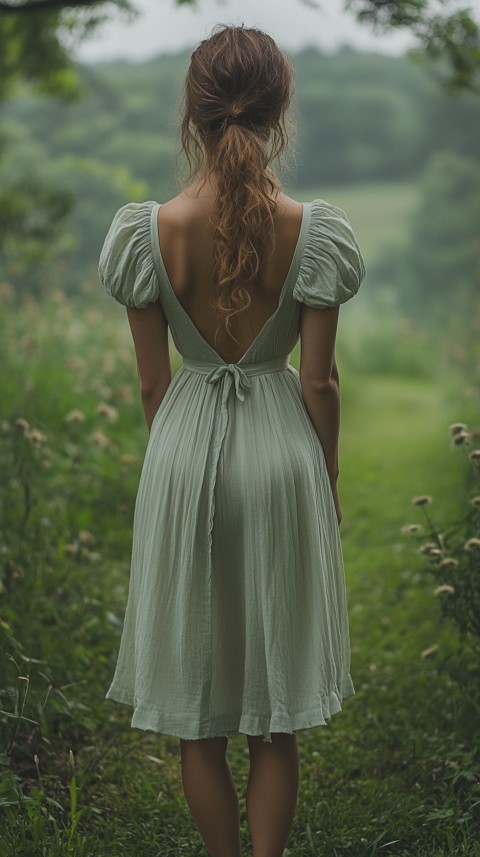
left=178, top=24, right=294, bottom=345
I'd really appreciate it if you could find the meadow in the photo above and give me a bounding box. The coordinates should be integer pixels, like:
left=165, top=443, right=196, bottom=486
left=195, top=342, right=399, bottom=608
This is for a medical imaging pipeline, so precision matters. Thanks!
left=1, top=179, right=479, bottom=856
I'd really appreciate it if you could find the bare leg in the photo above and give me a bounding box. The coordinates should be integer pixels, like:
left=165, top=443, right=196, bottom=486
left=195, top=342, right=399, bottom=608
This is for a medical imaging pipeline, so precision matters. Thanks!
left=179, top=735, right=243, bottom=857
left=246, top=733, right=300, bottom=857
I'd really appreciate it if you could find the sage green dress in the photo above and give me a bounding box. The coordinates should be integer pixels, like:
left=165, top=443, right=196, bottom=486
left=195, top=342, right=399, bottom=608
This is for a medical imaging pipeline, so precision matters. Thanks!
left=99, top=198, right=365, bottom=743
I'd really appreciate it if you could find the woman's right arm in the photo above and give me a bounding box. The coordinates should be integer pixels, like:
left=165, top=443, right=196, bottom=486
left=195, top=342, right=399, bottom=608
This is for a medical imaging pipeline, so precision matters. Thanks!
left=298, top=304, right=342, bottom=522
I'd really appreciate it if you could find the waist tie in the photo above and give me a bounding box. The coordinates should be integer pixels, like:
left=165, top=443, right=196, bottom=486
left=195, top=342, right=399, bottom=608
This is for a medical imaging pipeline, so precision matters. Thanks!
left=183, top=353, right=290, bottom=547
left=183, top=354, right=290, bottom=399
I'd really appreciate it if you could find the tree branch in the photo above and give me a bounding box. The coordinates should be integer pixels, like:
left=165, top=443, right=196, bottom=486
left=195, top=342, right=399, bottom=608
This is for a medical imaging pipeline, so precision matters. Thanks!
left=0, top=0, right=115, bottom=13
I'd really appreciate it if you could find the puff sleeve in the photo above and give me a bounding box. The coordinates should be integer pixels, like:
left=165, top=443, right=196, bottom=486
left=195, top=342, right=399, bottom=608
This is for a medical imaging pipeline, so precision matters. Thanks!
left=293, top=199, right=365, bottom=309
left=98, top=201, right=160, bottom=308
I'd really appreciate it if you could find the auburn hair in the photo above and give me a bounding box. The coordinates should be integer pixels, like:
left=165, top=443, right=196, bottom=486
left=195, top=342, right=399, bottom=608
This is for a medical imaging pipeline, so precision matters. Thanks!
left=177, top=24, right=295, bottom=345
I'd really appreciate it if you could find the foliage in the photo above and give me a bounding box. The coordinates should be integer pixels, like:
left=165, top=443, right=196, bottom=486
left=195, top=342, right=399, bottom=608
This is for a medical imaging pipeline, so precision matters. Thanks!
left=0, top=2, right=135, bottom=101
left=0, top=174, right=75, bottom=300
left=0, top=263, right=479, bottom=853
left=401, top=423, right=480, bottom=656
left=346, top=0, right=480, bottom=94
left=1, top=48, right=480, bottom=297
left=371, top=150, right=480, bottom=332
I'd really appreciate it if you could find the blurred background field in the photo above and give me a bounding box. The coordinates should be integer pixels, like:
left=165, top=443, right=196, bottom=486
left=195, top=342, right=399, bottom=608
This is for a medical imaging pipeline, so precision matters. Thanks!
left=1, top=3, right=480, bottom=855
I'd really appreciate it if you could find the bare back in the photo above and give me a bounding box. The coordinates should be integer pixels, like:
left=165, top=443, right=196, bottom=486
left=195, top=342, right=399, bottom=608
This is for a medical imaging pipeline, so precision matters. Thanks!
left=157, top=180, right=304, bottom=364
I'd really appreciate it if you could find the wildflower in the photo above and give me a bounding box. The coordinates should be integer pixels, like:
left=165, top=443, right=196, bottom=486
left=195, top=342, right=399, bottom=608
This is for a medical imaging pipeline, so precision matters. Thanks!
left=420, top=644, right=439, bottom=659
left=434, top=584, right=455, bottom=596
left=438, top=557, right=459, bottom=569
left=78, top=530, right=94, bottom=545
left=26, top=429, right=48, bottom=446
left=469, top=496, right=480, bottom=507
left=449, top=422, right=468, bottom=435
left=412, top=495, right=432, bottom=507
left=63, top=544, right=79, bottom=556
left=418, top=542, right=438, bottom=555
left=96, top=402, right=118, bottom=422
left=469, top=450, right=480, bottom=462
left=14, top=418, right=29, bottom=433
left=117, top=385, right=134, bottom=405
left=429, top=548, right=443, bottom=558
left=119, top=453, right=140, bottom=464
left=89, top=430, right=112, bottom=449
left=464, top=538, right=480, bottom=551
left=65, top=410, right=85, bottom=423
left=401, top=523, right=423, bottom=535
left=452, top=431, right=470, bottom=446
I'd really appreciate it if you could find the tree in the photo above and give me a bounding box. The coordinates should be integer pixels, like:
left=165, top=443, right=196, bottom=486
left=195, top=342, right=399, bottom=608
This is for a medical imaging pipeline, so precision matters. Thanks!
left=1, top=1, right=479, bottom=97
left=0, top=1, right=135, bottom=100
left=345, top=0, right=480, bottom=95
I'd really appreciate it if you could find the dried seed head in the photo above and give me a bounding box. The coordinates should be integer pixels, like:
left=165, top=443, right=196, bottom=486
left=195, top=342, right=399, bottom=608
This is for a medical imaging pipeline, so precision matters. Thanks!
left=449, top=422, right=468, bottom=435
left=452, top=431, right=470, bottom=446
left=89, top=430, right=112, bottom=449
left=433, top=584, right=455, bottom=596
left=15, top=418, right=29, bottom=433
left=438, top=557, right=459, bottom=569
left=421, top=644, right=439, bottom=659
left=418, top=542, right=438, bottom=555
left=96, top=403, right=118, bottom=422
left=401, top=523, right=423, bottom=535
left=412, top=495, right=433, bottom=507
left=26, top=429, right=48, bottom=445
left=65, top=410, right=86, bottom=423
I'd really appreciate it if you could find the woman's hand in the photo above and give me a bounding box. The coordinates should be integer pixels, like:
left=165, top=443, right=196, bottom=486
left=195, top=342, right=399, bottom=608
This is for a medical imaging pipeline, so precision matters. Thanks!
left=330, top=482, right=342, bottom=526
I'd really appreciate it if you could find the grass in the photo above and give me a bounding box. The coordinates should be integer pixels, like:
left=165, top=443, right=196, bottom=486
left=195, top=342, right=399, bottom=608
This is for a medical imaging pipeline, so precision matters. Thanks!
left=1, top=286, right=479, bottom=855
left=294, top=179, right=420, bottom=266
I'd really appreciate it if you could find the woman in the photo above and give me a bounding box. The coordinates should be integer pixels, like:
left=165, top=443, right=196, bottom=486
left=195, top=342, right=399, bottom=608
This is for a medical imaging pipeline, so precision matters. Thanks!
left=99, top=23, right=365, bottom=857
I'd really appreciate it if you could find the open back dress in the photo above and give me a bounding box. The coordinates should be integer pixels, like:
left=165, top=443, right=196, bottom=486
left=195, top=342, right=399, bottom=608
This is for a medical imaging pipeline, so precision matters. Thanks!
left=99, top=197, right=365, bottom=743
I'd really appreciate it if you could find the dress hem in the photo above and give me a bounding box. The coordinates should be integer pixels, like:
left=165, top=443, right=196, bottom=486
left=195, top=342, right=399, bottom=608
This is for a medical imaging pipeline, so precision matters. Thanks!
left=104, top=673, right=355, bottom=744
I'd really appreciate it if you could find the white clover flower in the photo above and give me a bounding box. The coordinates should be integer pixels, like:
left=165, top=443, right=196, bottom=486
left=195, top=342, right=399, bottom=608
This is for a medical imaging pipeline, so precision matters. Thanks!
left=464, top=538, right=480, bottom=551
left=412, top=495, right=433, bottom=507
left=429, top=548, right=443, bottom=558
left=434, top=584, right=455, bottom=596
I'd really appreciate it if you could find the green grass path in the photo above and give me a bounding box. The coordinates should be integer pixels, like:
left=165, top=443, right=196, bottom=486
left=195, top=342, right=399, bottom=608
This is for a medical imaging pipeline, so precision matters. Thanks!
left=86, top=368, right=478, bottom=856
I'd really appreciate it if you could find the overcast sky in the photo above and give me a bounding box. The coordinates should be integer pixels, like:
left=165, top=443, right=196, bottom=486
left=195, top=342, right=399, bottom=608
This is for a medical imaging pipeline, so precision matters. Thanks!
left=73, top=0, right=418, bottom=64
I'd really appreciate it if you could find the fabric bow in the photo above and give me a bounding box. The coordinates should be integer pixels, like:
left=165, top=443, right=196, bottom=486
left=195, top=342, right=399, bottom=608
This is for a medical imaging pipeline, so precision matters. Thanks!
left=205, top=363, right=252, bottom=402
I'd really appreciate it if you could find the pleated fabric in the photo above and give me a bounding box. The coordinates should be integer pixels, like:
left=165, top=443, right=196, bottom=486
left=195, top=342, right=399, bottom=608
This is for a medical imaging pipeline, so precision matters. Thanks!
left=99, top=198, right=365, bottom=742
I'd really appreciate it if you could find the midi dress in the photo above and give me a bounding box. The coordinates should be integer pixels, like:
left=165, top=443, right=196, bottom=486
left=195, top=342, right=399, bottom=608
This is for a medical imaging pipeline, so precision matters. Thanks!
left=99, top=197, right=366, bottom=743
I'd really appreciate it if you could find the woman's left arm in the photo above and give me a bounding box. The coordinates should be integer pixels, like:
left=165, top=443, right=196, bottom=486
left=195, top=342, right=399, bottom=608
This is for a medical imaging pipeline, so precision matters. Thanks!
left=126, top=301, right=172, bottom=433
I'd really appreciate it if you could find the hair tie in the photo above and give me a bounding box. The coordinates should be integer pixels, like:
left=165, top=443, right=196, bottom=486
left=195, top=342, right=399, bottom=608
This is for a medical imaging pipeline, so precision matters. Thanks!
left=225, top=113, right=244, bottom=126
